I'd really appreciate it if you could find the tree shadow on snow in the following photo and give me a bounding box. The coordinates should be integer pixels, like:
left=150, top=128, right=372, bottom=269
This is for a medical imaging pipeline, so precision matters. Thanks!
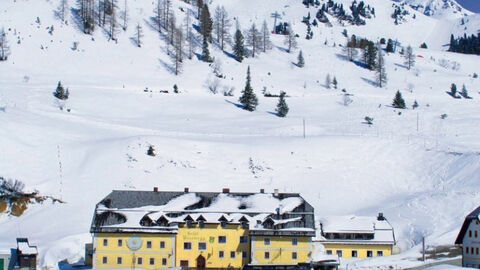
left=267, top=111, right=280, bottom=117
left=335, top=53, right=367, bottom=69
left=361, top=77, right=378, bottom=87
left=158, top=58, right=175, bottom=75
left=69, top=8, right=86, bottom=34
left=394, top=63, right=408, bottom=69
left=225, top=99, right=244, bottom=109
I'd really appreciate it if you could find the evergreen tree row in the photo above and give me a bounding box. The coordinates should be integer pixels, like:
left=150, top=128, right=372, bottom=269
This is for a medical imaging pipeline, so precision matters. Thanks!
left=449, top=33, right=480, bottom=55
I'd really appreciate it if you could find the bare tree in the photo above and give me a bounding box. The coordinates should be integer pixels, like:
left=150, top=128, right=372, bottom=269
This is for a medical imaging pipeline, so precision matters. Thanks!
left=168, top=12, right=176, bottom=48
left=246, top=23, right=261, bottom=57
left=343, top=40, right=358, bottom=61
left=261, top=20, right=272, bottom=52
left=375, top=44, right=387, bottom=87
left=57, top=0, right=69, bottom=23
left=284, top=25, right=297, bottom=53
left=121, top=0, right=128, bottom=31
left=164, top=0, right=172, bottom=31
left=79, top=0, right=95, bottom=34
left=184, top=11, right=195, bottom=59
left=213, top=6, right=231, bottom=51
left=404, top=45, right=415, bottom=70
left=0, top=28, right=10, bottom=61
left=136, top=23, right=144, bottom=47
left=154, top=0, right=164, bottom=33
left=109, top=0, right=119, bottom=40
left=170, top=26, right=184, bottom=75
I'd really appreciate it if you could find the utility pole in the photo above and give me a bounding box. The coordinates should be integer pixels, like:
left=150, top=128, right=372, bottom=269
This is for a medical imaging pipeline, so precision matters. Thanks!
left=422, top=236, right=425, bottom=262
left=270, top=11, right=281, bottom=33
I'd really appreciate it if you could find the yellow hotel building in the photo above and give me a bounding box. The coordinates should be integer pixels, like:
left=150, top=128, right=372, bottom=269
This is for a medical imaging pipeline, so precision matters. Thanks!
left=90, top=188, right=316, bottom=270
left=315, top=214, right=396, bottom=259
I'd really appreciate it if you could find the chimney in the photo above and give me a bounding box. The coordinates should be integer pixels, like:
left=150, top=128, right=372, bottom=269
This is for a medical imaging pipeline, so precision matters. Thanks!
left=153, top=187, right=158, bottom=192
left=377, top=213, right=385, bottom=221
left=222, top=188, right=230, bottom=193
left=184, top=187, right=189, bottom=193
left=260, top=188, right=265, bottom=193
left=274, top=189, right=279, bottom=197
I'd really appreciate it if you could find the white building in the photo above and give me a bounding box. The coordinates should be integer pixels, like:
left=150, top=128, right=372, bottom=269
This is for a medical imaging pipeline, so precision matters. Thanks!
left=455, top=206, right=480, bottom=268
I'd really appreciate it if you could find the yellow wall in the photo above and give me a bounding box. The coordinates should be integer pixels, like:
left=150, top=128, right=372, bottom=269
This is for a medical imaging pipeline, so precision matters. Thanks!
left=94, top=233, right=175, bottom=269
left=252, top=236, right=311, bottom=264
left=322, top=243, right=392, bottom=259
left=175, top=223, right=249, bottom=269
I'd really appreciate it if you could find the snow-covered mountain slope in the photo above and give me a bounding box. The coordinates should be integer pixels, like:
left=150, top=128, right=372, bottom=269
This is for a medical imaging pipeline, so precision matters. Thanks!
left=401, top=0, right=471, bottom=18
left=0, top=0, right=480, bottom=269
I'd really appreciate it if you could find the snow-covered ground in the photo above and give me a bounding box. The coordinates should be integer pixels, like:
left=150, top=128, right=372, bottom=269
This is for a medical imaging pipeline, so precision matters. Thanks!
left=0, top=0, right=479, bottom=269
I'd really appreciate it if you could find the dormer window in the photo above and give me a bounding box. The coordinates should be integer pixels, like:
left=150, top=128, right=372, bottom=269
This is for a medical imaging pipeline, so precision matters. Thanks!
left=157, top=216, right=169, bottom=227
left=239, top=216, right=249, bottom=229
left=199, top=221, right=205, bottom=228
left=218, top=216, right=229, bottom=229
left=186, top=220, right=193, bottom=228
left=184, top=215, right=194, bottom=228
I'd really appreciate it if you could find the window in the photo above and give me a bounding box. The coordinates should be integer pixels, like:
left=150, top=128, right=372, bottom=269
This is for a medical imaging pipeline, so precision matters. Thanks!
left=292, top=238, right=298, bottom=246
left=199, top=221, right=205, bottom=228
left=377, top=251, right=383, bottom=257
left=264, top=238, right=271, bottom=245
left=219, top=251, right=224, bottom=258
left=149, top=258, right=155, bottom=265
left=352, top=250, right=358, bottom=258
left=137, top=257, right=143, bottom=265
left=160, top=241, right=165, bottom=249
left=183, top=242, right=192, bottom=250
left=117, top=257, right=122, bottom=264
left=240, top=236, right=248, bottom=244
left=117, top=239, right=123, bottom=247
left=476, top=231, right=478, bottom=238
left=292, top=252, right=298, bottom=260
left=102, top=257, right=108, bottom=264
left=162, top=258, right=167, bottom=265
left=218, top=236, right=226, bottom=243
left=264, top=252, right=270, bottom=259
left=242, top=251, right=248, bottom=259
left=336, top=250, right=342, bottom=257
left=103, top=239, right=108, bottom=246
left=476, top=247, right=479, bottom=255
left=221, top=221, right=227, bottom=228
left=198, top=242, right=207, bottom=250
left=146, top=241, right=152, bottom=249
left=230, top=251, right=236, bottom=258
left=367, top=250, right=373, bottom=257
left=186, top=220, right=193, bottom=228
left=326, top=250, right=332, bottom=255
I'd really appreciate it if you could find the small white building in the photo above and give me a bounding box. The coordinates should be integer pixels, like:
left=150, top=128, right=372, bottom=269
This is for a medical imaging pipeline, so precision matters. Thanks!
left=0, top=252, right=11, bottom=270
left=455, top=206, right=480, bottom=268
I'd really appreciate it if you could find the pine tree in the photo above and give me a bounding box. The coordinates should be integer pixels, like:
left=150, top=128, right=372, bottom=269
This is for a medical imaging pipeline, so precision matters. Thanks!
left=233, top=26, right=245, bottom=62
left=404, top=45, right=415, bottom=70
left=332, top=76, right=338, bottom=89
left=201, top=35, right=212, bottom=62
left=460, top=84, right=470, bottom=98
left=147, top=145, right=156, bottom=156
left=386, top=38, right=394, bottom=53
left=363, top=42, right=377, bottom=70
left=375, top=45, right=387, bottom=87
left=412, top=100, right=419, bottom=109
left=173, top=84, right=179, bottom=93
left=276, top=91, right=289, bottom=117
left=0, top=28, right=10, bottom=61
left=297, top=50, right=305, bottom=67
left=200, top=3, right=213, bottom=42
left=392, top=90, right=406, bottom=109
left=54, top=81, right=69, bottom=100
left=239, top=66, right=258, bottom=111
left=450, top=83, right=457, bottom=97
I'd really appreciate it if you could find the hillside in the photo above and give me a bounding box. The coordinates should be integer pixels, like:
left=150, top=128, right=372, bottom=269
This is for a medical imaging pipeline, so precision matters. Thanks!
left=0, top=0, right=479, bottom=269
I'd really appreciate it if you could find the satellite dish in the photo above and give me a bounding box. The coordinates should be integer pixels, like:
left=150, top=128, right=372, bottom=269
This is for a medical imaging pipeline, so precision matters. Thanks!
left=127, top=235, right=142, bottom=251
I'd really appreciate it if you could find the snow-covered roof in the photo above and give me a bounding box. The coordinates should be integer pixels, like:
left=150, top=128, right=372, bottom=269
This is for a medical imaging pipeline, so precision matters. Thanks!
left=17, top=239, right=37, bottom=255
left=92, top=189, right=315, bottom=236
left=315, top=215, right=395, bottom=244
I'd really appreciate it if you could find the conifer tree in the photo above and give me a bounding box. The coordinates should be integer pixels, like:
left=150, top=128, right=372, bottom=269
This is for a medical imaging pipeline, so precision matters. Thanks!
left=201, top=35, right=212, bottom=62
left=276, top=91, right=289, bottom=117
left=386, top=38, right=394, bottom=53
left=233, top=24, right=245, bottom=62
left=239, top=66, right=258, bottom=111
left=450, top=83, right=457, bottom=97
left=54, top=81, right=70, bottom=100
left=135, top=23, right=144, bottom=47
left=200, top=3, right=213, bottom=42
left=284, top=25, right=297, bottom=53
left=246, top=23, right=262, bottom=57
left=363, top=42, right=377, bottom=70
left=297, top=50, right=305, bottom=67
left=460, top=84, right=470, bottom=98
left=392, top=90, right=406, bottom=109
left=332, top=76, right=338, bottom=89
left=261, top=20, right=272, bottom=53
left=404, top=45, right=415, bottom=70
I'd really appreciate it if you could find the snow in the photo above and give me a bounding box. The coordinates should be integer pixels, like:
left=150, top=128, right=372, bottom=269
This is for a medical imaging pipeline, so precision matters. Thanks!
left=17, top=241, right=38, bottom=255
left=1, top=0, right=480, bottom=269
